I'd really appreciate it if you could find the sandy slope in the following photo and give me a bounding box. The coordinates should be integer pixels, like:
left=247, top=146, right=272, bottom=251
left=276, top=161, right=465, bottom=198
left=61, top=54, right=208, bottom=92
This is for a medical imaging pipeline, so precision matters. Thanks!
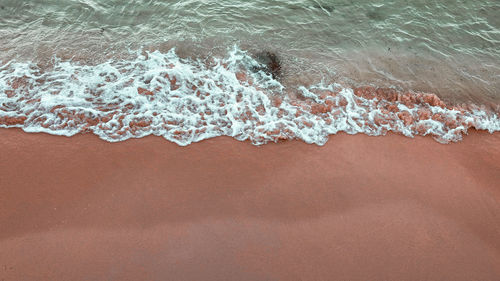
left=0, top=129, right=499, bottom=280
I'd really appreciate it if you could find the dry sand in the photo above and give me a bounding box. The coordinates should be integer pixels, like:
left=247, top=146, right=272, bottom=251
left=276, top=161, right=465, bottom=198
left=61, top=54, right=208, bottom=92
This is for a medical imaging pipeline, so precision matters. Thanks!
left=0, top=128, right=499, bottom=280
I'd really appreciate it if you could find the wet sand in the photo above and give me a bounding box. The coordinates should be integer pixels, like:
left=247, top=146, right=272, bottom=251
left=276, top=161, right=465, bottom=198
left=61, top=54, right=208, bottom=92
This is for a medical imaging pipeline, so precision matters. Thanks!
left=0, top=128, right=499, bottom=280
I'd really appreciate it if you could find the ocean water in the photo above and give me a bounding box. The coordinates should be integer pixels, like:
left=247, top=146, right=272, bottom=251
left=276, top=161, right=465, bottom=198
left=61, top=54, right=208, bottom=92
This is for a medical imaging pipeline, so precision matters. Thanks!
left=0, top=0, right=499, bottom=144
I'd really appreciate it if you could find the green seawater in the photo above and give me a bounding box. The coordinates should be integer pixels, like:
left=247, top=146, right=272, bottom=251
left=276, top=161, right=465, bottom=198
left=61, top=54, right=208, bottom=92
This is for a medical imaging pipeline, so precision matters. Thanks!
left=0, top=0, right=499, bottom=104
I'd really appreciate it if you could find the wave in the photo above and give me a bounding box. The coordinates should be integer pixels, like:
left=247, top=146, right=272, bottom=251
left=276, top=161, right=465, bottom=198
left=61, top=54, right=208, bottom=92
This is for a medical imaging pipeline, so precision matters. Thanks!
left=1, top=46, right=499, bottom=145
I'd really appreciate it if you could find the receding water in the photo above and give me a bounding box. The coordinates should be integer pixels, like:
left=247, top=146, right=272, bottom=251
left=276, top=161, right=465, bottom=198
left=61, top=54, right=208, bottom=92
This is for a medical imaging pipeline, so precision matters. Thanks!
left=0, top=0, right=499, bottom=144
left=1, top=0, right=499, bottom=103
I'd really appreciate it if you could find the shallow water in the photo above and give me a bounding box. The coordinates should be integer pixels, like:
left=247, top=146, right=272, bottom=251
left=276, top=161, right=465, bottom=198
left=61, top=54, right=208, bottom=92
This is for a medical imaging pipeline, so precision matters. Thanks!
left=0, top=0, right=499, bottom=144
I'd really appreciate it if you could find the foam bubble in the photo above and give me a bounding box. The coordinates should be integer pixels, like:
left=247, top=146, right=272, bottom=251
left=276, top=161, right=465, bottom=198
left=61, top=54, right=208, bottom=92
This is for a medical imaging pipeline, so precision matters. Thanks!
left=0, top=46, right=499, bottom=145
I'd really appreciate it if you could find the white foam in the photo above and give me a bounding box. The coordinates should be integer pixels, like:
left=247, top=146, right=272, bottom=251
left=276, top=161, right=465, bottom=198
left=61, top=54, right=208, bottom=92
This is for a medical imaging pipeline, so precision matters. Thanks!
left=0, top=46, right=499, bottom=145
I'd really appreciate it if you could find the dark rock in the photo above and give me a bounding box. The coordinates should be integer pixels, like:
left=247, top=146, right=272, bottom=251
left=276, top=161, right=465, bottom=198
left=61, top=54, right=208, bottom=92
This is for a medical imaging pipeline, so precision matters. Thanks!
left=252, top=51, right=282, bottom=80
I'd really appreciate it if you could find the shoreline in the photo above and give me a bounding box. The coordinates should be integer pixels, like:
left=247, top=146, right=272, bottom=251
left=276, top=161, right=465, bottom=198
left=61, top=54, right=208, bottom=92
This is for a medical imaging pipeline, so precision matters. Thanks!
left=1, top=128, right=499, bottom=280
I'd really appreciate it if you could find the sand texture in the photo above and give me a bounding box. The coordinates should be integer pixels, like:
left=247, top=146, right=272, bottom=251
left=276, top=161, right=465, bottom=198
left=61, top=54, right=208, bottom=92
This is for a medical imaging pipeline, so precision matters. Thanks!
left=0, top=129, right=499, bottom=280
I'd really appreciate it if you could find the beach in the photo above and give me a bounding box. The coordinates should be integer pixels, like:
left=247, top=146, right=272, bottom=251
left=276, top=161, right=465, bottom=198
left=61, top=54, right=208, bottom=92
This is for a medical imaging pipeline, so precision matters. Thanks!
left=1, top=129, right=499, bottom=280
left=1, top=0, right=500, bottom=280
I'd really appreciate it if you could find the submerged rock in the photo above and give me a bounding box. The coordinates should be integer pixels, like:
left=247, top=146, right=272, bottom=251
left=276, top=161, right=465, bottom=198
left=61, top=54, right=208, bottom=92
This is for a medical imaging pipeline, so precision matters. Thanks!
left=252, top=51, right=281, bottom=80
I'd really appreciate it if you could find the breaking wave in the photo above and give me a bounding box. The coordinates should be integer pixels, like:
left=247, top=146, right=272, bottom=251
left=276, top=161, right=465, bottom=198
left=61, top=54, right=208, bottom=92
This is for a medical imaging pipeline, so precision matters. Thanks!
left=1, top=46, right=499, bottom=145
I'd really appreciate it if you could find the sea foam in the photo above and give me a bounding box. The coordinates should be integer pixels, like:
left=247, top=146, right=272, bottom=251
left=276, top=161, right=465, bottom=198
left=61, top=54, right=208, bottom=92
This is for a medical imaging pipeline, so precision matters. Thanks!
left=1, top=46, right=499, bottom=145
